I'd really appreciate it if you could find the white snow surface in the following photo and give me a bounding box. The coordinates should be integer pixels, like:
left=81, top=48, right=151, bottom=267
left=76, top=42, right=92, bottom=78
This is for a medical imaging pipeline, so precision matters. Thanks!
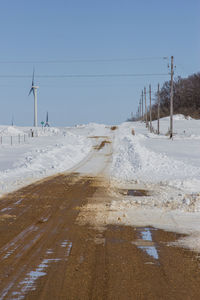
left=111, top=116, right=200, bottom=194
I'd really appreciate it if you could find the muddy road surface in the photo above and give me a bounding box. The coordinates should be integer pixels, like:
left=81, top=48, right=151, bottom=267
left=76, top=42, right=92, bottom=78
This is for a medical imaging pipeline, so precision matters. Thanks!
left=0, top=138, right=200, bottom=299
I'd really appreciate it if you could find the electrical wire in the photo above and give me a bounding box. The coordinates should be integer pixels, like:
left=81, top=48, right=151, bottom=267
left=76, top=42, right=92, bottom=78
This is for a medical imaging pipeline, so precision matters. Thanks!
left=0, top=73, right=169, bottom=78
left=0, top=57, right=168, bottom=64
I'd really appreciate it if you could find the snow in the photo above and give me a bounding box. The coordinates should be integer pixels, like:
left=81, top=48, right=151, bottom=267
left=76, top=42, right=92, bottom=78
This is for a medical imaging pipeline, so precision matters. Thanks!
left=1, top=116, right=200, bottom=252
left=0, top=123, right=112, bottom=197
left=0, top=126, right=25, bottom=137
left=111, top=117, right=200, bottom=194
left=0, top=126, right=93, bottom=196
left=107, top=115, right=200, bottom=252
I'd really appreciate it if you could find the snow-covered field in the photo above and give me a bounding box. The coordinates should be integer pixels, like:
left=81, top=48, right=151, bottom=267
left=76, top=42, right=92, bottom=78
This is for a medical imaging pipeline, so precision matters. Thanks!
left=1, top=115, right=200, bottom=252
left=0, top=125, right=93, bottom=196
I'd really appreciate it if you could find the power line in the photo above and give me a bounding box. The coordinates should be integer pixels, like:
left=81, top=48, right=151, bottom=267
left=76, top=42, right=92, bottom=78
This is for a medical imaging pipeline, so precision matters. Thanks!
left=0, top=73, right=169, bottom=78
left=0, top=57, right=168, bottom=64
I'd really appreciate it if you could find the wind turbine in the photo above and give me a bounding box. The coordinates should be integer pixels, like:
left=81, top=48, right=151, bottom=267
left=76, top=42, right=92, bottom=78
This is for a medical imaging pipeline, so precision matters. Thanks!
left=44, top=111, right=50, bottom=127
left=28, top=69, right=39, bottom=127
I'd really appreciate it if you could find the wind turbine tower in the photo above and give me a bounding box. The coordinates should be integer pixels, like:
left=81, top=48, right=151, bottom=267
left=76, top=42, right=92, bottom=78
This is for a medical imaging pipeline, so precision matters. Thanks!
left=44, top=111, right=50, bottom=127
left=28, top=70, right=39, bottom=127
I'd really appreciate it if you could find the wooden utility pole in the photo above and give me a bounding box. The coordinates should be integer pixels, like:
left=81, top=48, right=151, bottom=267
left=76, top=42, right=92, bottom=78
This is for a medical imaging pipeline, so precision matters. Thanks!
left=149, top=84, right=152, bottom=132
left=144, top=87, right=148, bottom=127
left=157, top=83, right=160, bottom=134
left=170, top=56, right=174, bottom=138
left=141, top=90, right=144, bottom=121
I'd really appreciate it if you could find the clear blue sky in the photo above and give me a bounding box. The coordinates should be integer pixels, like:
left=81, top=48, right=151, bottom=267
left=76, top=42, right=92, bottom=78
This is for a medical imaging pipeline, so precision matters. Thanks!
left=0, top=0, right=199, bottom=126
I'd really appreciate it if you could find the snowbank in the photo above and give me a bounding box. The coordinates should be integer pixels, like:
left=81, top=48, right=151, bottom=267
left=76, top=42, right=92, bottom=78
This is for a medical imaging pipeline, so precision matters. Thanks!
left=111, top=117, right=200, bottom=194
left=108, top=115, right=200, bottom=252
left=0, top=128, right=92, bottom=197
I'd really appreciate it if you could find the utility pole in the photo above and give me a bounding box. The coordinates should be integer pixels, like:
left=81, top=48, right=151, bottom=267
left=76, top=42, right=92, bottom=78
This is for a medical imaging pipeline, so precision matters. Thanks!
left=149, top=84, right=152, bottom=132
left=141, top=90, right=144, bottom=121
left=157, top=83, right=160, bottom=134
left=144, top=87, right=148, bottom=127
left=139, top=99, right=141, bottom=120
left=170, top=56, right=174, bottom=138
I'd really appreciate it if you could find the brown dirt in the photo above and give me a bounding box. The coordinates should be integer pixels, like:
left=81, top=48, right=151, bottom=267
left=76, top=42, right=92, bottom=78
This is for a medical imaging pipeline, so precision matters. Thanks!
left=0, top=174, right=200, bottom=299
left=93, top=140, right=111, bottom=151
left=110, top=126, right=118, bottom=131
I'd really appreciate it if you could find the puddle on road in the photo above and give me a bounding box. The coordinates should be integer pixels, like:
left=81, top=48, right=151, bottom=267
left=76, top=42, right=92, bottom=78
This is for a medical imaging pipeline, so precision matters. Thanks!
left=139, top=228, right=159, bottom=260
left=133, top=228, right=159, bottom=260
left=120, top=189, right=149, bottom=197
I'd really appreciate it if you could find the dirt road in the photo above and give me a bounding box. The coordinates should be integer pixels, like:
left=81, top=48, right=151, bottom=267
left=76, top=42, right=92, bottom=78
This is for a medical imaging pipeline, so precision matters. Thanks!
left=0, top=138, right=200, bottom=299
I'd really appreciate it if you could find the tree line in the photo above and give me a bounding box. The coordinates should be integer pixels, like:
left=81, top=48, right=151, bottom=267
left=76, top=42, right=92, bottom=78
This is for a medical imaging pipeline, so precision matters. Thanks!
left=128, top=72, right=200, bottom=121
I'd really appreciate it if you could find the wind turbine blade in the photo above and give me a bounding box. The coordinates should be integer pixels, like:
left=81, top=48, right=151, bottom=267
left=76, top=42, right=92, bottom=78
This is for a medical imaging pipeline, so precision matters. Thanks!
left=28, top=87, right=33, bottom=96
left=32, top=68, right=35, bottom=86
